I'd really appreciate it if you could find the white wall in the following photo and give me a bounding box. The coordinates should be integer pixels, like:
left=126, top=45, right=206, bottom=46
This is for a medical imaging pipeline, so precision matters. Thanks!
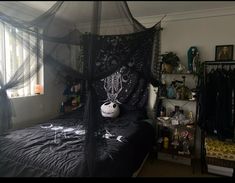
left=12, top=62, right=64, bottom=129
left=136, top=7, right=235, bottom=158
left=161, top=16, right=235, bottom=63
left=10, top=15, right=68, bottom=129
left=137, top=7, right=235, bottom=63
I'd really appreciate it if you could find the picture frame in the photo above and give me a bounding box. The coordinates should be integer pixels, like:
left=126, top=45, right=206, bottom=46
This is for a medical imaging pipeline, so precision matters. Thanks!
left=215, top=45, right=233, bottom=61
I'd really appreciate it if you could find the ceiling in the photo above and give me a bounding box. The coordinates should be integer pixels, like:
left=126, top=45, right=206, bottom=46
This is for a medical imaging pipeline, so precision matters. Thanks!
left=19, top=1, right=235, bottom=18
left=127, top=1, right=235, bottom=17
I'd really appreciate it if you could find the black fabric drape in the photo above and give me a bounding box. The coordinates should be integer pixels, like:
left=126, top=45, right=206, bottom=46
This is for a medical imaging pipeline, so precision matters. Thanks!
left=0, top=1, right=162, bottom=176
left=198, top=68, right=235, bottom=140
left=81, top=26, right=158, bottom=175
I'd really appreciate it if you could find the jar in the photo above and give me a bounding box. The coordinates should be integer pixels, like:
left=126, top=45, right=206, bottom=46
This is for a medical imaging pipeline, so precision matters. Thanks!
left=163, top=137, right=169, bottom=149
left=172, top=128, right=179, bottom=149
left=188, top=111, right=194, bottom=122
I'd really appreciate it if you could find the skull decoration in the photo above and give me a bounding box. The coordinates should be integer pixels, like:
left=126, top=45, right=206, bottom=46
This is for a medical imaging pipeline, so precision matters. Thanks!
left=100, top=101, right=120, bottom=118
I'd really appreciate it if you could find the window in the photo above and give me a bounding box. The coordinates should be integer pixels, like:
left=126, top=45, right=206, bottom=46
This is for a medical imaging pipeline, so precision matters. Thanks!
left=0, top=22, right=43, bottom=98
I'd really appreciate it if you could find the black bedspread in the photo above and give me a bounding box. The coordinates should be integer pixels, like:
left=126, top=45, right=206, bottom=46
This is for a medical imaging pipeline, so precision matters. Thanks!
left=0, top=107, right=154, bottom=177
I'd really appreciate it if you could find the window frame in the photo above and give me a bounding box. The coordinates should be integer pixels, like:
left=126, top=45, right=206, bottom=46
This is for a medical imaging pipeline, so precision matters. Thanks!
left=0, top=21, right=44, bottom=98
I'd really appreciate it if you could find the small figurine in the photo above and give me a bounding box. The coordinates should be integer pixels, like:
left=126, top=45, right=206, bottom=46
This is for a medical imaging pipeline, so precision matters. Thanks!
left=71, top=82, right=81, bottom=94
left=160, top=80, right=167, bottom=97
left=167, top=81, right=176, bottom=99
left=193, top=52, right=200, bottom=73
left=71, top=96, right=80, bottom=110
left=182, top=135, right=190, bottom=155
left=61, top=77, right=82, bottom=113
left=187, top=46, right=198, bottom=73
left=176, top=76, right=192, bottom=100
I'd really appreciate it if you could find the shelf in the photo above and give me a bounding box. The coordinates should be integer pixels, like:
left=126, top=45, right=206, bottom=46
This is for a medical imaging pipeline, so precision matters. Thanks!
left=159, top=97, right=196, bottom=102
left=162, top=73, right=196, bottom=75
left=157, top=145, right=193, bottom=159
left=156, top=120, right=195, bottom=129
left=156, top=65, right=198, bottom=167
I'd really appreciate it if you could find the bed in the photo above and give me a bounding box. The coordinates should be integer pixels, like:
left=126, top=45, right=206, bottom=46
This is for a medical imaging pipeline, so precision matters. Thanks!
left=0, top=106, right=154, bottom=177
left=0, top=62, right=156, bottom=177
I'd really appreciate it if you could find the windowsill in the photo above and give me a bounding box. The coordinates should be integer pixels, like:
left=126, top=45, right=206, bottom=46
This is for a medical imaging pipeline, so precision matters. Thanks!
left=10, top=93, right=44, bottom=99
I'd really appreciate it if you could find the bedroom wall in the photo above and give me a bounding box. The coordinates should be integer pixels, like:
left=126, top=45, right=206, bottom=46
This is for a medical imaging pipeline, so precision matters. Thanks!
left=136, top=6, right=235, bottom=158
left=12, top=65, right=64, bottom=129
left=10, top=8, right=74, bottom=129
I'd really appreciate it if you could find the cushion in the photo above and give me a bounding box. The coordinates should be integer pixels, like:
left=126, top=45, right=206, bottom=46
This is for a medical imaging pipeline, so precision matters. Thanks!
left=100, top=101, right=120, bottom=118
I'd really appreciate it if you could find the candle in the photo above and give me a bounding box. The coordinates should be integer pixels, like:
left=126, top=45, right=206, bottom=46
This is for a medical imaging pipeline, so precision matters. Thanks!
left=35, top=84, right=43, bottom=94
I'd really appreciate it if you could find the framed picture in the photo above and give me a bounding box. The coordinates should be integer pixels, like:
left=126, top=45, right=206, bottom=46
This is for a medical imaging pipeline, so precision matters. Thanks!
left=215, top=45, right=233, bottom=61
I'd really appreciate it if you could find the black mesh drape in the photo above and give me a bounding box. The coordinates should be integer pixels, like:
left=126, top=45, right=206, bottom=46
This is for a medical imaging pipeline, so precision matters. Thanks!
left=0, top=1, right=161, bottom=176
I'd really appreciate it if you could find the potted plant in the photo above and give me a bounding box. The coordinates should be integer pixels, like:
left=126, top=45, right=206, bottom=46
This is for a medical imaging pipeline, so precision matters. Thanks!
left=161, top=52, right=180, bottom=73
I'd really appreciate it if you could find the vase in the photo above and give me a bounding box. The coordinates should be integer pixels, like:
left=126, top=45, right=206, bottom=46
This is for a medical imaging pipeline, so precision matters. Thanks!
left=187, top=46, right=198, bottom=73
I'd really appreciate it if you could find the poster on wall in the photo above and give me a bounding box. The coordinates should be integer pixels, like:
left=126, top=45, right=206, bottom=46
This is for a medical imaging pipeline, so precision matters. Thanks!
left=215, top=45, right=233, bottom=61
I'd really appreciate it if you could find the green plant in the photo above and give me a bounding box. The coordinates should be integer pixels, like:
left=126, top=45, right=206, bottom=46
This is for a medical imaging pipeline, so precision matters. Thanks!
left=161, top=52, right=180, bottom=68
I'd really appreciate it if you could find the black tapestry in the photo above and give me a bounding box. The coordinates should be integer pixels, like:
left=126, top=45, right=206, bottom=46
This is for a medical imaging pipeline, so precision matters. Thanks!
left=94, top=66, right=148, bottom=112
left=81, top=27, right=157, bottom=81
left=92, top=27, right=156, bottom=114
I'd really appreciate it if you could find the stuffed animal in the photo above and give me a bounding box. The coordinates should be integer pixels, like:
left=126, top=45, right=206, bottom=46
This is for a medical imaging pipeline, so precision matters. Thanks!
left=100, top=101, right=120, bottom=118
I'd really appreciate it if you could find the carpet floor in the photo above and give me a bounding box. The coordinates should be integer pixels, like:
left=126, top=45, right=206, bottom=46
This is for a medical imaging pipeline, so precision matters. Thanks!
left=137, top=153, right=218, bottom=177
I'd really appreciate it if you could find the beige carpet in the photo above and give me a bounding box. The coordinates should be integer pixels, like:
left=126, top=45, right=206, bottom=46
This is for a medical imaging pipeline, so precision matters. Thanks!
left=138, top=154, right=218, bottom=177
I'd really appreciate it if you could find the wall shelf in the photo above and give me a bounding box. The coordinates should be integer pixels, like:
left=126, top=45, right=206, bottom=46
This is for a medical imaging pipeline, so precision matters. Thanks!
left=157, top=145, right=194, bottom=159
left=162, top=73, right=195, bottom=75
left=154, top=61, right=199, bottom=174
left=159, top=97, right=196, bottom=102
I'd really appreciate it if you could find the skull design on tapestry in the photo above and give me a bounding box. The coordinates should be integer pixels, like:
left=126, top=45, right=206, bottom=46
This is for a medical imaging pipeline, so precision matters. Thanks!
left=102, top=66, right=130, bottom=104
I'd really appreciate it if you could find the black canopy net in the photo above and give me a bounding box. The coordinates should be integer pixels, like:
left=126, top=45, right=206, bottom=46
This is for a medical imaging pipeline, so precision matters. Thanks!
left=0, top=1, right=161, bottom=176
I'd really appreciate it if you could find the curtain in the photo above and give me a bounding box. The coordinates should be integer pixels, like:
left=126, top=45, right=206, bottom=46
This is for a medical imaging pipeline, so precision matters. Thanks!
left=0, top=21, right=42, bottom=98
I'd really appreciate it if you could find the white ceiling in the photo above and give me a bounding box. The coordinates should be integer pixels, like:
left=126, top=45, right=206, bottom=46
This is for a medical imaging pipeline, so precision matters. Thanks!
left=127, top=1, right=235, bottom=17
left=19, top=1, right=235, bottom=18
